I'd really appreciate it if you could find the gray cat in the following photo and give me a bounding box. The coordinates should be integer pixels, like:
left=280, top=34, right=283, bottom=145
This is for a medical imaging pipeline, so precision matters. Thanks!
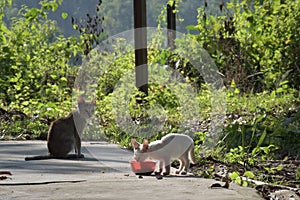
left=25, top=96, right=96, bottom=161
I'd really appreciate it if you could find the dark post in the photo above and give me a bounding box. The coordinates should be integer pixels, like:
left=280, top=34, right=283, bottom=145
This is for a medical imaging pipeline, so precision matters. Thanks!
left=167, top=1, right=176, bottom=50
left=134, top=0, right=148, bottom=95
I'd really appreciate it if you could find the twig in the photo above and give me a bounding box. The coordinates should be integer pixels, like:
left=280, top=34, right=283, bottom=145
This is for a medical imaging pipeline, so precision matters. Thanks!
left=241, top=176, right=300, bottom=193
left=0, top=171, right=12, bottom=175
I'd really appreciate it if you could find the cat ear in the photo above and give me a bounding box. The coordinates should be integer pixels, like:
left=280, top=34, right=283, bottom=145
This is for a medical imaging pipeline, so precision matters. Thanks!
left=131, top=139, right=140, bottom=149
left=78, top=96, right=85, bottom=104
left=91, top=97, right=97, bottom=104
left=142, top=139, right=149, bottom=151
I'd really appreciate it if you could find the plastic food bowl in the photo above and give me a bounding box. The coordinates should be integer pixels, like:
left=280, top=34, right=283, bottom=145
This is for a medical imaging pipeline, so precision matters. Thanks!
left=130, top=160, right=156, bottom=175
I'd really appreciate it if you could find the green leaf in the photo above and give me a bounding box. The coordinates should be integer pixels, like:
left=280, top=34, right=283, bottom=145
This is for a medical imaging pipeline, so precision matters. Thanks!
left=22, top=101, right=29, bottom=106
left=61, top=12, right=68, bottom=19
left=235, top=177, right=242, bottom=185
left=50, top=74, right=57, bottom=79
left=186, top=25, right=197, bottom=31
left=296, top=167, right=300, bottom=180
left=41, top=2, right=58, bottom=12
left=243, top=171, right=255, bottom=179
left=25, top=8, right=41, bottom=20
left=59, top=77, right=68, bottom=86
left=229, top=171, right=240, bottom=180
left=242, top=181, right=248, bottom=187
left=257, top=128, right=267, bottom=147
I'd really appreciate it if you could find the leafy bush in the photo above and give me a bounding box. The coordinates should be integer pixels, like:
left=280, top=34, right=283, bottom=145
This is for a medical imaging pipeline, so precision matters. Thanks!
left=0, top=0, right=81, bottom=139
left=0, top=1, right=80, bottom=114
left=189, top=0, right=300, bottom=92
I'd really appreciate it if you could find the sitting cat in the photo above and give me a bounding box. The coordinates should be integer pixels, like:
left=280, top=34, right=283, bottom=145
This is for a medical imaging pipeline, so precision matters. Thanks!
left=25, top=96, right=96, bottom=161
left=131, top=133, right=196, bottom=175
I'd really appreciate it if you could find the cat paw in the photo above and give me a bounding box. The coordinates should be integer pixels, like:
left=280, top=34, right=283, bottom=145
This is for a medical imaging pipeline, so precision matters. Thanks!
left=180, top=171, right=187, bottom=175
left=175, top=170, right=180, bottom=174
left=154, top=172, right=162, bottom=176
left=163, top=172, right=170, bottom=176
left=78, top=154, right=84, bottom=158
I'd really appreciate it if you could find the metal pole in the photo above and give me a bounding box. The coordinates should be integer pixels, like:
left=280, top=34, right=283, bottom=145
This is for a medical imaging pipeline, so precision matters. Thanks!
left=134, top=0, right=148, bottom=95
left=167, top=1, right=176, bottom=50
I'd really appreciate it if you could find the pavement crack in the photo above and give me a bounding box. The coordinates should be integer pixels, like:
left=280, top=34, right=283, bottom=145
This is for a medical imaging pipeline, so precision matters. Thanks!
left=0, top=180, right=86, bottom=186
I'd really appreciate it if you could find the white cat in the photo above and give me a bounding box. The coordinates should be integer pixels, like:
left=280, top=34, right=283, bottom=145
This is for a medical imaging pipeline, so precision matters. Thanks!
left=131, top=133, right=196, bottom=175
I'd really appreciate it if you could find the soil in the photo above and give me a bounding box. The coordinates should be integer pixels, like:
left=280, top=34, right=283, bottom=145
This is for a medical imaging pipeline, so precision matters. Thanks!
left=189, top=156, right=300, bottom=199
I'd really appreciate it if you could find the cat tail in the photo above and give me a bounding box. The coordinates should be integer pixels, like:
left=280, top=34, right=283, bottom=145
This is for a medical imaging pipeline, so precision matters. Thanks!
left=25, top=154, right=84, bottom=161
left=25, top=154, right=54, bottom=161
left=189, top=144, right=197, bottom=164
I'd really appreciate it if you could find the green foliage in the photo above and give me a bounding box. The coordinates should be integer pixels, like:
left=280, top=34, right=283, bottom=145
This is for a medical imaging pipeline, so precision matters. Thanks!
left=224, top=145, right=277, bottom=167
left=189, top=0, right=300, bottom=91
left=297, top=167, right=300, bottom=181
left=0, top=1, right=82, bottom=139
left=95, top=41, right=299, bottom=158
left=230, top=170, right=256, bottom=187
left=219, top=79, right=300, bottom=159
left=0, top=1, right=80, bottom=112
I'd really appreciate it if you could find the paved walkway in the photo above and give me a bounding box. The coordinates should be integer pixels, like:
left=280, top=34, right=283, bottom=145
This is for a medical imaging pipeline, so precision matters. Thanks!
left=0, top=141, right=263, bottom=199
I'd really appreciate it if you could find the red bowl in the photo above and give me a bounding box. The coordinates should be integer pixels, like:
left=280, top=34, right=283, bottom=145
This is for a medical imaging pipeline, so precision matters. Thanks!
left=130, top=160, right=156, bottom=175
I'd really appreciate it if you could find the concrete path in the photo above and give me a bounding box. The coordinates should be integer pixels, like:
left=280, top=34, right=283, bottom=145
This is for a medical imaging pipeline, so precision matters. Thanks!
left=0, top=141, right=263, bottom=200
